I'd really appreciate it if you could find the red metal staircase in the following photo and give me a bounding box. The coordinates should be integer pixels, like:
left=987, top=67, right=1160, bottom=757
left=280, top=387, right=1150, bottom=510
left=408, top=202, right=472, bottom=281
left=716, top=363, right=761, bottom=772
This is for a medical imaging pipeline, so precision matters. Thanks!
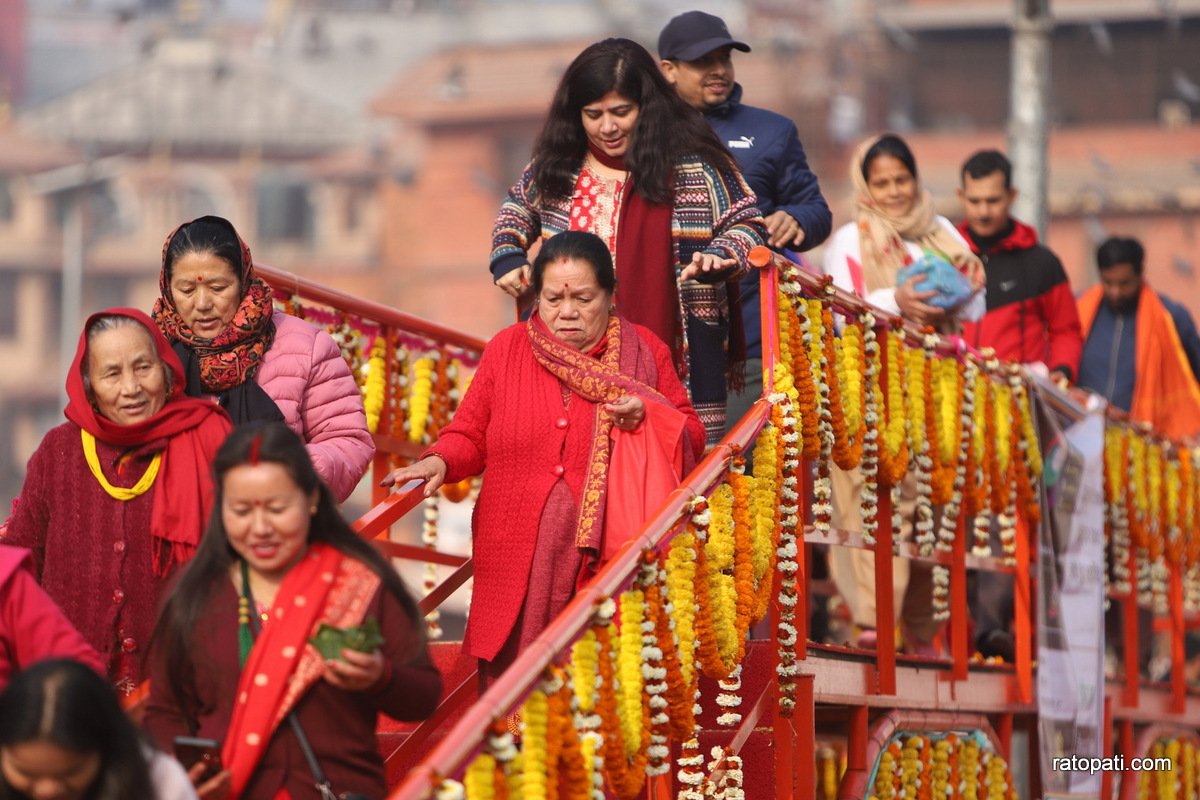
left=259, top=251, right=1200, bottom=800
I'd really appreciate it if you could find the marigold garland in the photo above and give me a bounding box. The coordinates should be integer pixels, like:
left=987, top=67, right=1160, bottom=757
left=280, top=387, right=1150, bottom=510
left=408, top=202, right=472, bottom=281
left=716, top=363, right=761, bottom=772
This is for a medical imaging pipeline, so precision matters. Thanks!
left=570, top=609, right=608, bottom=800
left=908, top=336, right=936, bottom=558
left=463, top=752, right=497, bottom=800
left=650, top=551, right=696, bottom=742
left=751, top=411, right=783, bottom=623
left=860, top=313, right=882, bottom=546
left=665, top=526, right=699, bottom=691
left=1106, top=427, right=1134, bottom=597
left=807, top=297, right=836, bottom=532
left=834, top=317, right=866, bottom=470
left=877, top=327, right=910, bottom=486
left=933, top=358, right=975, bottom=621
left=421, top=497, right=443, bottom=639
left=699, top=485, right=738, bottom=673
left=408, top=354, right=436, bottom=444
left=616, top=589, right=646, bottom=757
left=595, top=619, right=650, bottom=799
left=634, top=556, right=672, bottom=778
left=677, top=738, right=705, bottom=800
left=362, top=335, right=387, bottom=433
left=773, top=389, right=803, bottom=714
left=871, top=733, right=1016, bottom=800
left=520, top=685, right=550, bottom=800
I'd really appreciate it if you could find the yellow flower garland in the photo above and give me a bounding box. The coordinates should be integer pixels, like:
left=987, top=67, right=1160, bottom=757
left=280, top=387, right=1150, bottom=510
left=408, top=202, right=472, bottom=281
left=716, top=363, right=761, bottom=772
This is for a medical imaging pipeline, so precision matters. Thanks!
left=408, top=355, right=435, bottom=444
left=362, top=335, right=387, bottom=433
left=520, top=688, right=549, bottom=800
left=616, top=589, right=645, bottom=758
left=665, top=529, right=698, bottom=689
left=464, top=753, right=497, bottom=800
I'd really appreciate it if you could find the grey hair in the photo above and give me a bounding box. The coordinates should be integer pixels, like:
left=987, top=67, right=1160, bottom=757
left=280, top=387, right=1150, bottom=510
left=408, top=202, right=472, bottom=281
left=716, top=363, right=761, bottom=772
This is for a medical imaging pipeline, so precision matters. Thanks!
left=80, top=315, right=173, bottom=405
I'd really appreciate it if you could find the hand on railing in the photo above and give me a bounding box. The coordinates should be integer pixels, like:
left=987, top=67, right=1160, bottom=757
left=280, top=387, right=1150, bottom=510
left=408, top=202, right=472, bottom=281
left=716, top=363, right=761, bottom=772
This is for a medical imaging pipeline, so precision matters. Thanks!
left=380, top=456, right=448, bottom=497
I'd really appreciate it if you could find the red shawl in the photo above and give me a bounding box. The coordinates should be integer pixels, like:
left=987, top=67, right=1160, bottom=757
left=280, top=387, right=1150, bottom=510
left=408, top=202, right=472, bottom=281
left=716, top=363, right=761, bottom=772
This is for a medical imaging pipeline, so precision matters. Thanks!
left=65, top=308, right=231, bottom=574
left=586, top=146, right=681, bottom=365
left=152, top=217, right=276, bottom=392
left=223, top=544, right=380, bottom=798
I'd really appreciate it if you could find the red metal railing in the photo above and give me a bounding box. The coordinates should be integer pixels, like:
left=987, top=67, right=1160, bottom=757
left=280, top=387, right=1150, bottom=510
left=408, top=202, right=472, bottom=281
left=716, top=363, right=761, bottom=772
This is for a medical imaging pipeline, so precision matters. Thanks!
left=255, top=252, right=1198, bottom=799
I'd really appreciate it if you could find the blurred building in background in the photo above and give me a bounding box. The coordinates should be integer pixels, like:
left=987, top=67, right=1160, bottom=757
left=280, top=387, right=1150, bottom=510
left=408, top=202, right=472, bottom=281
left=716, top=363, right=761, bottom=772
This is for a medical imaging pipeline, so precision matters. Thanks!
left=1, top=0, right=1199, bottom=509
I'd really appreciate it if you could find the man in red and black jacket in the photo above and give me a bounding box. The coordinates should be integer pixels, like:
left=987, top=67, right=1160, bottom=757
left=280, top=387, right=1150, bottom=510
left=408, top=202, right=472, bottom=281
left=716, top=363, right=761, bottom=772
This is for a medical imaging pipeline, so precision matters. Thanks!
left=956, top=149, right=1084, bottom=663
left=957, top=149, right=1083, bottom=382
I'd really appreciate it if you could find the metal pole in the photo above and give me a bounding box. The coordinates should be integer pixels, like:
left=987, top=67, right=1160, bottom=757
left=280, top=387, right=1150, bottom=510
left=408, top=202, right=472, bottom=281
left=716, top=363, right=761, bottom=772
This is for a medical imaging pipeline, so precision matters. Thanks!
left=59, top=187, right=84, bottom=411
left=1008, top=0, right=1053, bottom=238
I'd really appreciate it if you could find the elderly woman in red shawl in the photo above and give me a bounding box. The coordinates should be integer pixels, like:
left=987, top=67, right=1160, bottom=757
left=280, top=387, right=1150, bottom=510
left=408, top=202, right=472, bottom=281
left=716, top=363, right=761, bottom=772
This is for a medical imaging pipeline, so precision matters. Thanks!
left=385, top=231, right=706, bottom=677
left=2, top=308, right=230, bottom=693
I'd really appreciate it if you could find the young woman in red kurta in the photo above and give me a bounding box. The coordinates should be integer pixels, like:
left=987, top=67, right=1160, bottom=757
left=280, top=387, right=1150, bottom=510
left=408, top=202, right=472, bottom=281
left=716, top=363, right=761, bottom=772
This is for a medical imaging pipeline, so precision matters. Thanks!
left=385, top=231, right=705, bottom=676
left=146, top=423, right=440, bottom=800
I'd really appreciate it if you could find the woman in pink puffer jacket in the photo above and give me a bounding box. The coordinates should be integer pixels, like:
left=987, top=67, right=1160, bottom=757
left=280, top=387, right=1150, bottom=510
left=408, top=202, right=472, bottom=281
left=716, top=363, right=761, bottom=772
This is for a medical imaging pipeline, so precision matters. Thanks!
left=151, top=216, right=373, bottom=502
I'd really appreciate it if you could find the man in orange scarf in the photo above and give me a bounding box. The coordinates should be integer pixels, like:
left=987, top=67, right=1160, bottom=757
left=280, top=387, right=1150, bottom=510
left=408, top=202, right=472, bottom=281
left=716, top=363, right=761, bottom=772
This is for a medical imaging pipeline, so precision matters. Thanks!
left=1077, top=236, right=1200, bottom=440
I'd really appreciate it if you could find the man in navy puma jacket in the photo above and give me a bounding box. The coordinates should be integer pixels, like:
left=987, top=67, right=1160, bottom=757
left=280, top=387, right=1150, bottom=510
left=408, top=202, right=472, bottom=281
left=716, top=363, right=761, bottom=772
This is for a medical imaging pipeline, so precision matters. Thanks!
left=659, top=11, right=832, bottom=426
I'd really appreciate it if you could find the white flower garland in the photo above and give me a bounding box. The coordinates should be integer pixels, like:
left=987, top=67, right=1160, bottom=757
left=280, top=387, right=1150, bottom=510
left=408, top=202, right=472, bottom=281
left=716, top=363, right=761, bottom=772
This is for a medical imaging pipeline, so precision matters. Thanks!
left=716, top=664, right=743, bottom=728
left=860, top=313, right=881, bottom=546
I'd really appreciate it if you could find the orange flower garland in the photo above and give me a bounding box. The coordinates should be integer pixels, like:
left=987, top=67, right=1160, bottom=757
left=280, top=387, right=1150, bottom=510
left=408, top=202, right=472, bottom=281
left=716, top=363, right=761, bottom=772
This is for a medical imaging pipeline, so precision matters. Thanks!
left=594, top=619, right=649, bottom=800
left=933, top=357, right=976, bottom=621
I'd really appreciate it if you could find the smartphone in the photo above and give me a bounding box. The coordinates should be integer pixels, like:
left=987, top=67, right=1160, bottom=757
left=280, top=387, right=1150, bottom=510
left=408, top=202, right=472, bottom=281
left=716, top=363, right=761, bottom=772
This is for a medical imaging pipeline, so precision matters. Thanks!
left=173, top=736, right=222, bottom=780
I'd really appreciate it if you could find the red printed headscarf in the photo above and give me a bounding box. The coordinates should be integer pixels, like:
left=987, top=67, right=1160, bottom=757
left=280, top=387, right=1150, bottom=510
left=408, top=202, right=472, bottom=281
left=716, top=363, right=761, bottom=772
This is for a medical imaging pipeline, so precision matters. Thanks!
left=66, top=308, right=232, bottom=574
left=152, top=216, right=276, bottom=392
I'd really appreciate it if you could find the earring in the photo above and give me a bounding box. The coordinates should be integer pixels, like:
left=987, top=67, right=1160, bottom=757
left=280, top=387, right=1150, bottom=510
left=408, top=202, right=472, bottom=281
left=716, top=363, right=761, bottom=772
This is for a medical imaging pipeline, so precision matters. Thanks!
left=309, top=506, right=318, bottom=515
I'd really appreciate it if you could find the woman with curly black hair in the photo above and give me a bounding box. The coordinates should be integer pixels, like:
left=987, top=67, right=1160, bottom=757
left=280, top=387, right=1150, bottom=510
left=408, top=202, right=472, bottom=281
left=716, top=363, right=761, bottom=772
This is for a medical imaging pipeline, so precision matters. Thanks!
left=490, top=37, right=766, bottom=446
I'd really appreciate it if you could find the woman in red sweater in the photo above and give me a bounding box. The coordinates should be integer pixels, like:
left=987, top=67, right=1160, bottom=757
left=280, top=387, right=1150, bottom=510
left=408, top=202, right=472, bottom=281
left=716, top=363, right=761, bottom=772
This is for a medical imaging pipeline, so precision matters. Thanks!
left=385, top=231, right=705, bottom=677
left=2, top=309, right=230, bottom=694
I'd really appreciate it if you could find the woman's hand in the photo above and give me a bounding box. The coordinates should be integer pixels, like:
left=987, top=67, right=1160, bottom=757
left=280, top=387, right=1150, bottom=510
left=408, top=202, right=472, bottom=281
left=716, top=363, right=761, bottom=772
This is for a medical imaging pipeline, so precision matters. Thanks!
left=895, top=276, right=947, bottom=328
left=188, top=763, right=231, bottom=799
left=495, top=264, right=532, bottom=298
left=680, top=252, right=737, bottom=281
left=380, top=456, right=448, bottom=497
left=604, top=395, right=645, bottom=431
left=323, top=648, right=386, bottom=692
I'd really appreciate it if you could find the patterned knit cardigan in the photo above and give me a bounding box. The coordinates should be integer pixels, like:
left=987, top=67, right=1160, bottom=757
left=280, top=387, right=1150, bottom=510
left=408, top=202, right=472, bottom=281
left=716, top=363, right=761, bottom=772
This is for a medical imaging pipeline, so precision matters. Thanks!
left=490, top=158, right=766, bottom=445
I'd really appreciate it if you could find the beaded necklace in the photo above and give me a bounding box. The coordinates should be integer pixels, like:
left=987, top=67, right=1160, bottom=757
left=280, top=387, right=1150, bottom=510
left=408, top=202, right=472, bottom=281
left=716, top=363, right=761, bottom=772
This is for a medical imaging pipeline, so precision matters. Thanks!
left=237, top=559, right=270, bottom=667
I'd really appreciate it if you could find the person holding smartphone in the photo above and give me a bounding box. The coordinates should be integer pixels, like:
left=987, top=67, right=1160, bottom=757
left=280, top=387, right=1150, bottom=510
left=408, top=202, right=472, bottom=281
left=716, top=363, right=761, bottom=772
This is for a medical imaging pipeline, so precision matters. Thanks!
left=145, top=422, right=441, bottom=800
left=0, top=659, right=197, bottom=800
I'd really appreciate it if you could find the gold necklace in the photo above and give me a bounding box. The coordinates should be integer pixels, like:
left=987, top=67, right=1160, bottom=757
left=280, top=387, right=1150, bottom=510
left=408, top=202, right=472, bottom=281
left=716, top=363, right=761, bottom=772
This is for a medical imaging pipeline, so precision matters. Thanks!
left=80, top=429, right=162, bottom=501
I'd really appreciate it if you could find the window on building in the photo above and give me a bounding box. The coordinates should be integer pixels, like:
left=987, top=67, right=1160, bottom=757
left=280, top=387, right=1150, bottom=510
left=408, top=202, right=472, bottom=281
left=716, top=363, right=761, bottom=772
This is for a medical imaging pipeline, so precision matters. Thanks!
left=0, top=272, right=16, bottom=338
left=256, top=174, right=314, bottom=244
left=0, top=177, right=13, bottom=223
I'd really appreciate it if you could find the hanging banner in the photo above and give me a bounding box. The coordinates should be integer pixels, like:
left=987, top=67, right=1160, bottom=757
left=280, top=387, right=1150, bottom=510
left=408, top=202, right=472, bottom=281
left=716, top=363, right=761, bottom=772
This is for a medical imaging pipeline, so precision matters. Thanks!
left=1033, top=381, right=1107, bottom=799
